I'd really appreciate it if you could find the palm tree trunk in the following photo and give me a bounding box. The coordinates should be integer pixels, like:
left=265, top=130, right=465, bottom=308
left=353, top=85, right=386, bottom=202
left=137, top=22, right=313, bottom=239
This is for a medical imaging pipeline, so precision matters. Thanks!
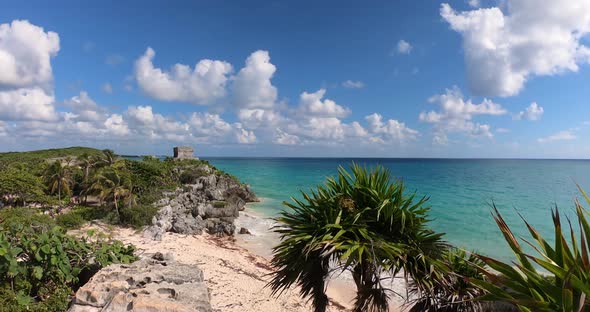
left=352, top=260, right=387, bottom=312
left=113, top=195, right=120, bottom=221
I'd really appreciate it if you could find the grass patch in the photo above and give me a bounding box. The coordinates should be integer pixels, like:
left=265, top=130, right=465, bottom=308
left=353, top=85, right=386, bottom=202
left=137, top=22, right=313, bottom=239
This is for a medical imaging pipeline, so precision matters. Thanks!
left=212, top=201, right=227, bottom=208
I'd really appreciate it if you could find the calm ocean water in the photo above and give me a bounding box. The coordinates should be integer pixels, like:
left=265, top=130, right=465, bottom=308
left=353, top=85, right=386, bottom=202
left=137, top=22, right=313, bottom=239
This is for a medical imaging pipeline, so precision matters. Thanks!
left=205, top=158, right=590, bottom=261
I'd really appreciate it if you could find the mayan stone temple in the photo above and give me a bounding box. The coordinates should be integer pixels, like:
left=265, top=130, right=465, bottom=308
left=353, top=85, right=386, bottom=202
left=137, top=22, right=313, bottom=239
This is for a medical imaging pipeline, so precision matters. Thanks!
left=173, top=146, right=197, bottom=159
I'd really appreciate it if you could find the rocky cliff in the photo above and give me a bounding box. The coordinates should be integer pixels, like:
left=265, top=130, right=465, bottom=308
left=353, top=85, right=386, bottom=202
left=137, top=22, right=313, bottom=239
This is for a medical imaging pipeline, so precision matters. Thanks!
left=143, top=171, right=258, bottom=240
left=69, top=253, right=211, bottom=312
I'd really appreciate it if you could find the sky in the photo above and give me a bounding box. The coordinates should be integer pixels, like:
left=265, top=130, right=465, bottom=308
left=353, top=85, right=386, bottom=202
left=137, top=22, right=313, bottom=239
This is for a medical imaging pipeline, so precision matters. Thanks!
left=0, top=0, right=589, bottom=158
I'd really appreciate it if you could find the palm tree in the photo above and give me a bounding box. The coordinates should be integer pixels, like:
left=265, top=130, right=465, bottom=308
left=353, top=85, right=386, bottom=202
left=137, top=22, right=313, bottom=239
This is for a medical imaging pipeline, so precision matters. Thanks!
left=78, top=153, right=95, bottom=204
left=268, top=163, right=447, bottom=312
left=88, top=168, right=135, bottom=220
left=43, top=161, right=73, bottom=205
left=94, top=149, right=120, bottom=168
left=77, top=153, right=94, bottom=181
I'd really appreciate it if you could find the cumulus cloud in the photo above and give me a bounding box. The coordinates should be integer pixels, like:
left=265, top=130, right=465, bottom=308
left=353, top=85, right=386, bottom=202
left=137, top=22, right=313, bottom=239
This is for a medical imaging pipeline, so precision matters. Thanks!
left=342, top=80, right=365, bottom=89
left=0, top=20, right=60, bottom=122
left=232, top=50, right=278, bottom=109
left=0, top=20, right=60, bottom=89
left=104, top=114, right=130, bottom=136
left=515, top=102, right=544, bottom=121
left=0, top=87, right=57, bottom=121
left=420, top=87, right=506, bottom=144
left=134, top=47, right=233, bottom=105
left=365, top=113, right=418, bottom=143
left=538, top=130, right=576, bottom=143
left=62, top=91, right=107, bottom=121
left=441, top=1, right=590, bottom=97
left=397, top=40, right=412, bottom=54
left=294, top=89, right=351, bottom=119
left=274, top=129, right=301, bottom=145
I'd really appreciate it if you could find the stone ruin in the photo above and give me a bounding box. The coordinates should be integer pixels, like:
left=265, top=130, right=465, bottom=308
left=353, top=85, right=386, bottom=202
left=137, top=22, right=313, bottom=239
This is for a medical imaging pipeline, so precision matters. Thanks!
left=173, top=146, right=196, bottom=159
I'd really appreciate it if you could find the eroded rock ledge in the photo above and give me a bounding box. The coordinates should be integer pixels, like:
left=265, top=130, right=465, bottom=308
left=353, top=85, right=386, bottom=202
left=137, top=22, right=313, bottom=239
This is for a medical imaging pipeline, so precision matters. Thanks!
left=69, top=253, right=211, bottom=312
left=143, top=171, right=258, bottom=240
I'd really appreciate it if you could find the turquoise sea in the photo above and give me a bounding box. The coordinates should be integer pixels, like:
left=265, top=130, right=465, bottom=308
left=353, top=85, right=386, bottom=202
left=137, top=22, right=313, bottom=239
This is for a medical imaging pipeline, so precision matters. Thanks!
left=206, top=158, right=590, bottom=262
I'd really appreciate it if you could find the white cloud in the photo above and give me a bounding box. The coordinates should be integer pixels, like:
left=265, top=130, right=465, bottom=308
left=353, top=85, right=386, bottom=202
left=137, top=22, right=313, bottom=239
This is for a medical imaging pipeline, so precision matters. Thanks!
left=0, top=20, right=60, bottom=89
left=104, top=114, right=129, bottom=136
left=125, top=105, right=188, bottom=140
left=274, top=129, right=301, bottom=145
left=62, top=91, right=106, bottom=121
left=0, top=87, right=57, bottom=121
left=342, top=80, right=365, bottom=89
left=397, top=40, right=412, bottom=54
left=496, top=128, right=510, bottom=133
left=237, top=108, right=283, bottom=129
left=235, top=126, right=257, bottom=144
left=102, top=82, right=113, bottom=94
left=134, top=47, right=233, bottom=105
left=232, top=50, right=278, bottom=109
left=0, top=20, right=60, bottom=122
left=420, top=87, right=506, bottom=144
left=365, top=113, right=418, bottom=143
left=441, top=1, right=590, bottom=97
left=515, top=102, right=544, bottom=121
left=538, top=130, right=576, bottom=143
left=294, top=89, right=351, bottom=118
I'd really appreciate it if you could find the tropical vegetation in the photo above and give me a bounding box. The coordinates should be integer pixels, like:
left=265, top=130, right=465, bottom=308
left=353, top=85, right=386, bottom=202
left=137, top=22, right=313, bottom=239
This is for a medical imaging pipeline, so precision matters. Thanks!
left=0, top=207, right=136, bottom=311
left=0, top=147, right=221, bottom=228
left=469, top=186, right=590, bottom=311
left=269, top=164, right=449, bottom=312
left=269, top=163, right=590, bottom=312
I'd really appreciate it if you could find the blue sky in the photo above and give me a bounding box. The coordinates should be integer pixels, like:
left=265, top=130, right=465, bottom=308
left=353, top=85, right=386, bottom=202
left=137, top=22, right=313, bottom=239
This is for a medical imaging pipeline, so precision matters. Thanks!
left=0, top=0, right=589, bottom=158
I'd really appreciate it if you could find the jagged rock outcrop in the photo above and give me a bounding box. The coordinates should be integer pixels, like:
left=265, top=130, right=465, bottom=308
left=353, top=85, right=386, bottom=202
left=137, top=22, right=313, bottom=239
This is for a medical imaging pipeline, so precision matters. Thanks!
left=143, top=173, right=257, bottom=240
left=68, top=253, right=211, bottom=312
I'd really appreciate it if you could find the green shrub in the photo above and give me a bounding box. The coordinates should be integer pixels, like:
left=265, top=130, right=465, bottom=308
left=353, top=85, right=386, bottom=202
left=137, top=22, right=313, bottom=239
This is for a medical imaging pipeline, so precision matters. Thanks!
left=179, top=169, right=207, bottom=184
left=212, top=201, right=226, bottom=208
left=0, top=208, right=55, bottom=231
left=55, top=211, right=86, bottom=229
left=0, top=208, right=137, bottom=310
left=119, top=204, right=159, bottom=228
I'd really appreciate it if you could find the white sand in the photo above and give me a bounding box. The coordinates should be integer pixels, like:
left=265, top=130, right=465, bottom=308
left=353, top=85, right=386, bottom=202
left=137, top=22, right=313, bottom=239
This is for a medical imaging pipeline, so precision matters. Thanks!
left=76, top=217, right=408, bottom=312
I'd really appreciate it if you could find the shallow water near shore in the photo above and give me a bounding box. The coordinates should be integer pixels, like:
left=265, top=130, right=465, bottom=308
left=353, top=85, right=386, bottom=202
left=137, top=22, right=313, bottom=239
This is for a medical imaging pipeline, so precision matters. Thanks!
left=210, top=157, right=590, bottom=262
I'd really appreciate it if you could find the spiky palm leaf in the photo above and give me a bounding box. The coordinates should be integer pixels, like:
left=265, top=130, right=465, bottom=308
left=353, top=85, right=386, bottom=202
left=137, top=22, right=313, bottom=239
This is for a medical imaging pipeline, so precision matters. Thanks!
left=470, top=186, right=590, bottom=312
left=268, top=163, right=447, bottom=312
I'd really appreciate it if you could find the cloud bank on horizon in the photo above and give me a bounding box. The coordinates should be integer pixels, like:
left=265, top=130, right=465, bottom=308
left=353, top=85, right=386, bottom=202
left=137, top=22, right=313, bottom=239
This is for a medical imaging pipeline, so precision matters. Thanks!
left=0, top=0, right=589, bottom=157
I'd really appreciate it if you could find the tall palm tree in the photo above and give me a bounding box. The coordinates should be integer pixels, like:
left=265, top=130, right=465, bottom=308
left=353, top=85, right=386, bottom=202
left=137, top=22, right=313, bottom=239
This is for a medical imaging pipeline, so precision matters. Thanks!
left=268, top=163, right=447, bottom=312
left=77, top=153, right=94, bottom=181
left=89, top=168, right=135, bottom=219
left=78, top=153, right=95, bottom=204
left=43, top=161, right=73, bottom=205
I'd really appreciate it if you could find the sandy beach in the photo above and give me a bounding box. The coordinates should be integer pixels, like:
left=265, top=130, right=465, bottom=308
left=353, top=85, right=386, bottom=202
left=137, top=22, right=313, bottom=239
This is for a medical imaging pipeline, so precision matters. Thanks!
left=75, top=207, right=408, bottom=312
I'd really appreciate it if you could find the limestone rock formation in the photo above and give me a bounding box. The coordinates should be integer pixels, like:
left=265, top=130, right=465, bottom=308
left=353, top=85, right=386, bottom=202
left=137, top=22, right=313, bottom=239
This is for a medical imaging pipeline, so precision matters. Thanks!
left=144, top=172, right=258, bottom=240
left=68, top=253, right=211, bottom=312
